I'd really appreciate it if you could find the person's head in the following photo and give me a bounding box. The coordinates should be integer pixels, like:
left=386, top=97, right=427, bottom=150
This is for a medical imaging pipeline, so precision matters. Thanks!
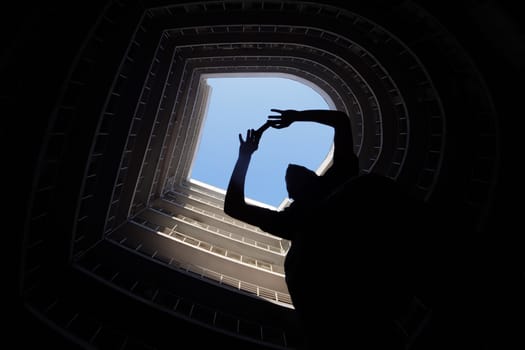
left=285, top=164, right=319, bottom=201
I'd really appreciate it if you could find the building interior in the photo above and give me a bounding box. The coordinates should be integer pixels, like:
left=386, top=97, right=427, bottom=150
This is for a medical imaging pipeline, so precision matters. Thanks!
left=9, top=0, right=524, bottom=349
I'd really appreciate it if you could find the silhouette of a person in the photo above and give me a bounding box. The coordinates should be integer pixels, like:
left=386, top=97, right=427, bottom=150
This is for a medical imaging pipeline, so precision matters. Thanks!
left=225, top=108, right=358, bottom=219
left=225, top=109, right=420, bottom=349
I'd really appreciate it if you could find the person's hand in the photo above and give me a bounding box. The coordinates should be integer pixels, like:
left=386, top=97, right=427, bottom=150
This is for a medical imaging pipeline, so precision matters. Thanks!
left=238, top=129, right=261, bottom=156
left=267, top=109, right=300, bottom=129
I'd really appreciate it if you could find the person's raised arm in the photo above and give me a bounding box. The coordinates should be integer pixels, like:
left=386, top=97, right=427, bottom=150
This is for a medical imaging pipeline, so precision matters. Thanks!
left=268, top=109, right=357, bottom=172
left=224, top=129, right=258, bottom=220
left=224, top=126, right=293, bottom=238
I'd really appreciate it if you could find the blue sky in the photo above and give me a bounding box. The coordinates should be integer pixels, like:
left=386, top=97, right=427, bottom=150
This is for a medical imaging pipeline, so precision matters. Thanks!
left=190, top=76, right=333, bottom=207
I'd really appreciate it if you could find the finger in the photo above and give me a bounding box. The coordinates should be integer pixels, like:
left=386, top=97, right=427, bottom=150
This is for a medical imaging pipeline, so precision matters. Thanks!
left=270, top=109, right=283, bottom=113
left=267, top=115, right=282, bottom=119
left=255, top=121, right=269, bottom=134
left=238, top=133, right=244, bottom=143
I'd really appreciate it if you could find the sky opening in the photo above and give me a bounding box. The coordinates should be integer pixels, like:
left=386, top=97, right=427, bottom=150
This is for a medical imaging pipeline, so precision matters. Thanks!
left=190, top=76, right=333, bottom=208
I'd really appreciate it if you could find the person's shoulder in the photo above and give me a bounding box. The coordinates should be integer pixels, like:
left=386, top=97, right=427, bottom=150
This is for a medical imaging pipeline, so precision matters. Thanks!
left=332, top=173, right=400, bottom=200
left=282, top=200, right=309, bottom=214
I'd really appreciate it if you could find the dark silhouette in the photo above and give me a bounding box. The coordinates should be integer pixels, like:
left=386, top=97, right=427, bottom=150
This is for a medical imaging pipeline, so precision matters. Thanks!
left=225, top=109, right=429, bottom=349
